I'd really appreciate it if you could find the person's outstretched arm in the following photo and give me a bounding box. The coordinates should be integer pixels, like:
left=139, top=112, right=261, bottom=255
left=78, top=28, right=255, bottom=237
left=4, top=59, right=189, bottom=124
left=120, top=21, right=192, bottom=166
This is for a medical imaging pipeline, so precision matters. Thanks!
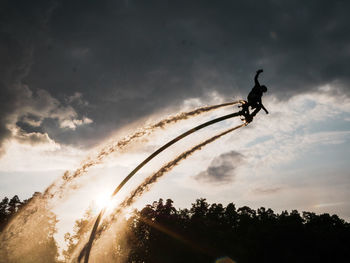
left=254, top=69, right=263, bottom=86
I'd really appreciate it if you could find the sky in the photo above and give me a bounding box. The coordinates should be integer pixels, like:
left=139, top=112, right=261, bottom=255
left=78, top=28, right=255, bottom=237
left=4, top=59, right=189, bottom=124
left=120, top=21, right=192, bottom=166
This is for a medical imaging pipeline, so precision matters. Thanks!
left=1, top=0, right=350, bottom=242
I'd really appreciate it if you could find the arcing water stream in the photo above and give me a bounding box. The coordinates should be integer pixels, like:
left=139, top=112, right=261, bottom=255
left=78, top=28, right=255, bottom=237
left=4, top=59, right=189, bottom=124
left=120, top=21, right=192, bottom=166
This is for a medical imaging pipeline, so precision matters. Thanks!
left=0, top=101, right=248, bottom=263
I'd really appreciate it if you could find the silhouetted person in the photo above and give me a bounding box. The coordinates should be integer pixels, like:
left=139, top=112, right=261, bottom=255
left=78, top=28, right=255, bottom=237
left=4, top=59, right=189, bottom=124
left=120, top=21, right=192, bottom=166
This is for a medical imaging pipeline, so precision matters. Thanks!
left=241, top=69, right=269, bottom=123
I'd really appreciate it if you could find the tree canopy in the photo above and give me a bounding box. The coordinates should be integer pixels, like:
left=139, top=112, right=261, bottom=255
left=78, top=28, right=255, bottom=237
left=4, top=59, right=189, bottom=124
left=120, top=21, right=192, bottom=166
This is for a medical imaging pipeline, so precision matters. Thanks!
left=1, top=195, right=350, bottom=263
left=121, top=198, right=350, bottom=263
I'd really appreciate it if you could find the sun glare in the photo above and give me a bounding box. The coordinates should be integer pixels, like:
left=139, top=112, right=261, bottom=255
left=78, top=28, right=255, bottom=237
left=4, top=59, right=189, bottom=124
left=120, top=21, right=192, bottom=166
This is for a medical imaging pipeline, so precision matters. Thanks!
left=94, top=193, right=115, bottom=212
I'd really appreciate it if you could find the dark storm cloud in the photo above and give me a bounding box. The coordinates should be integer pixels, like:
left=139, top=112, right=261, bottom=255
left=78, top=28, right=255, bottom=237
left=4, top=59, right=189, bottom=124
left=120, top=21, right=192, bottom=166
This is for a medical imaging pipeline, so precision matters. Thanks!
left=0, top=0, right=92, bottom=155
left=0, top=0, right=56, bottom=155
left=1, top=0, right=350, bottom=153
left=194, top=151, right=244, bottom=184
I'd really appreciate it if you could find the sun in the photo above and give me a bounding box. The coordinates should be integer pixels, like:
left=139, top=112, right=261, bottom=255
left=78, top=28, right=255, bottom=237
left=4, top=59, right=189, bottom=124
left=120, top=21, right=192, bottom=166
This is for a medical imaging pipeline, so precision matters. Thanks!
left=94, top=193, right=115, bottom=212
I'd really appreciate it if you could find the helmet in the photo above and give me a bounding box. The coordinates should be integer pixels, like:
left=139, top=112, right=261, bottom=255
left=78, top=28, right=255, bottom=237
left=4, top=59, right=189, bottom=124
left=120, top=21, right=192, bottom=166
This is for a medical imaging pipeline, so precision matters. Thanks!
left=261, top=85, right=267, bottom=92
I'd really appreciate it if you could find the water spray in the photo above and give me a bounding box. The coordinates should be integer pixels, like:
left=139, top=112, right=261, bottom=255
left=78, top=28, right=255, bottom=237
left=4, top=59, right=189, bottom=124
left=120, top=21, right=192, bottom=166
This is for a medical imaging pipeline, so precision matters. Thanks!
left=0, top=101, right=243, bottom=261
left=80, top=105, right=248, bottom=262
left=45, top=100, right=242, bottom=199
left=77, top=124, right=245, bottom=262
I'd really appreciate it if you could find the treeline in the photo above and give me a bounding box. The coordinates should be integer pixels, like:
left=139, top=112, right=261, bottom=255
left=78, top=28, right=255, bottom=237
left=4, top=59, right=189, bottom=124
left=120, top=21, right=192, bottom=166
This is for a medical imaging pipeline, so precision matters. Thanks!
left=1, top=195, right=350, bottom=263
left=0, top=193, right=59, bottom=263
left=122, top=198, right=350, bottom=263
left=0, top=194, right=28, bottom=231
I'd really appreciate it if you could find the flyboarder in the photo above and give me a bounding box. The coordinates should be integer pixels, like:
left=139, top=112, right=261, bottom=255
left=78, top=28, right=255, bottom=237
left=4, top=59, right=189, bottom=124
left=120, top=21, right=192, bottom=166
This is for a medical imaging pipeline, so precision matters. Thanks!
left=240, top=69, right=269, bottom=123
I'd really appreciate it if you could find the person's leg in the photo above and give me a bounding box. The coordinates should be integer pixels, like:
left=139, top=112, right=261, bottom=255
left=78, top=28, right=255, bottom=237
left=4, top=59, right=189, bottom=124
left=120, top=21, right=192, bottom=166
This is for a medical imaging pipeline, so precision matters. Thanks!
left=251, top=104, right=261, bottom=117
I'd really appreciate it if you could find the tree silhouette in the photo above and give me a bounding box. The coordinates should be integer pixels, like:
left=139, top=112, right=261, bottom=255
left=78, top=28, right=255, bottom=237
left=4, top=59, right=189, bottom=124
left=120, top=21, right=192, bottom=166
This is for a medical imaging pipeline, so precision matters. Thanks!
left=0, top=193, right=60, bottom=263
left=0, top=197, right=10, bottom=231
left=2, top=194, right=350, bottom=263
left=120, top=198, right=350, bottom=263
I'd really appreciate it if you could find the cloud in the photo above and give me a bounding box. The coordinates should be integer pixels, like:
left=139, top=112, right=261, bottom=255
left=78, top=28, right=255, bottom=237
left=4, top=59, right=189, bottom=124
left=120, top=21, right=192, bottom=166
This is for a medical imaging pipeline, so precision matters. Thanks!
left=194, top=151, right=244, bottom=184
left=12, top=126, right=57, bottom=147
left=160, top=85, right=350, bottom=196
left=13, top=87, right=91, bottom=129
left=0, top=1, right=94, bottom=157
left=216, top=86, right=350, bottom=172
left=0, top=83, right=93, bottom=156
left=313, top=202, right=344, bottom=208
left=60, top=117, right=93, bottom=130
left=1, top=0, right=350, bottom=154
left=253, top=187, right=283, bottom=195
